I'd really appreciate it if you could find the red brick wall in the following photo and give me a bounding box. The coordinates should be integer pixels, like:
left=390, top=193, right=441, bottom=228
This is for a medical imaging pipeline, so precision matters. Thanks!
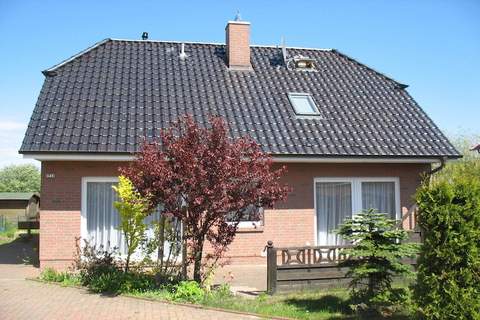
left=40, top=161, right=429, bottom=269
left=40, top=161, right=123, bottom=270
left=225, top=22, right=251, bottom=69
left=41, top=161, right=124, bottom=211
left=39, top=210, right=80, bottom=270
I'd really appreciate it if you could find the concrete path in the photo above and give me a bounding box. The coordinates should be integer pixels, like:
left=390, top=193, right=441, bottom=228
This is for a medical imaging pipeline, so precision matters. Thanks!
left=0, top=237, right=260, bottom=320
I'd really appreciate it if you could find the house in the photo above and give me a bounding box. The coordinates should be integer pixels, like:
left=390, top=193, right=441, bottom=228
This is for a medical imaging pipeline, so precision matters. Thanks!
left=20, top=18, right=460, bottom=270
left=471, top=144, right=480, bottom=153
left=0, top=192, right=40, bottom=223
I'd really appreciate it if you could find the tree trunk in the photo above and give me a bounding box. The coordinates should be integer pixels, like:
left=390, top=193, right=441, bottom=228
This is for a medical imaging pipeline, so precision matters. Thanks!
left=157, top=215, right=166, bottom=271
left=193, top=237, right=204, bottom=283
left=125, top=253, right=130, bottom=273
left=181, top=221, right=188, bottom=280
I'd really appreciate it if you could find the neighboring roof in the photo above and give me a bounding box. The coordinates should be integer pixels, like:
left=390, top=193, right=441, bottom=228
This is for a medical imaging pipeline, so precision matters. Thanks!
left=0, top=192, right=39, bottom=201
left=20, top=38, right=460, bottom=159
left=471, top=144, right=480, bottom=153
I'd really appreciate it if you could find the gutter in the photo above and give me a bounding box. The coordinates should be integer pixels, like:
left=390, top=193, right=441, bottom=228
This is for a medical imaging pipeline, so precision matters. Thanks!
left=427, top=156, right=447, bottom=176
left=22, top=152, right=447, bottom=164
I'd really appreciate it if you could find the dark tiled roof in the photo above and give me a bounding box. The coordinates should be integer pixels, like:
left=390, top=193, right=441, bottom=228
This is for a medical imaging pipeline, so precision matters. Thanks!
left=20, top=39, right=460, bottom=158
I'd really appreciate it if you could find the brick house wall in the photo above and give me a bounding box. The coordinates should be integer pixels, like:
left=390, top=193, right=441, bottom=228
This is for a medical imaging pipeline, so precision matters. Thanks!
left=39, top=161, right=429, bottom=269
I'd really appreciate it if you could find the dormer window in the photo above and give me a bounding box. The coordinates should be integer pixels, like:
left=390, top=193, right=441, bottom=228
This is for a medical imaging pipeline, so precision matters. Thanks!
left=293, top=56, right=316, bottom=70
left=288, top=93, right=320, bottom=116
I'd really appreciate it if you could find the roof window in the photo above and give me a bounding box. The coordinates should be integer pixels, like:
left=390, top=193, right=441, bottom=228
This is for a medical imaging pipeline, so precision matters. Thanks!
left=288, top=93, right=320, bottom=116
left=292, top=56, right=316, bottom=70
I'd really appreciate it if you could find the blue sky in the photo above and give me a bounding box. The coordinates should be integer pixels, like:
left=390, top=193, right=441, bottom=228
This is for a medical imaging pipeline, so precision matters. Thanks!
left=0, top=0, right=479, bottom=167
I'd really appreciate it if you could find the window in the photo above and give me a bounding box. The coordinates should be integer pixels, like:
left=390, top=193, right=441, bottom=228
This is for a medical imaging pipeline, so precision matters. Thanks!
left=82, top=178, right=125, bottom=253
left=288, top=93, right=320, bottom=115
left=226, top=204, right=264, bottom=228
left=81, top=177, right=181, bottom=258
left=293, top=56, right=316, bottom=70
left=315, top=177, right=400, bottom=245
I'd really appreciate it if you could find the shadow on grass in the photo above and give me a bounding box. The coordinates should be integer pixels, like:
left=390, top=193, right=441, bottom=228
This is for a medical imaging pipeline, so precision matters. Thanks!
left=284, top=294, right=351, bottom=314
left=284, top=294, right=412, bottom=320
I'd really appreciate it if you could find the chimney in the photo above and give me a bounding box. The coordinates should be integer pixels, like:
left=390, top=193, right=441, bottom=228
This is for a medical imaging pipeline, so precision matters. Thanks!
left=225, top=18, right=251, bottom=70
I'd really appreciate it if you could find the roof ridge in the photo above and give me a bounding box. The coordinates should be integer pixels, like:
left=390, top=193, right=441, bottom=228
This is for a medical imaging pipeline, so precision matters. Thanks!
left=41, top=37, right=334, bottom=76
left=42, top=38, right=111, bottom=76
left=109, top=38, right=333, bottom=51
left=332, top=49, right=408, bottom=89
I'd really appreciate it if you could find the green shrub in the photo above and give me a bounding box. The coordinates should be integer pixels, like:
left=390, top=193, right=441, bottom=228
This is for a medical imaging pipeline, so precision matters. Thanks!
left=210, top=283, right=232, bottom=299
left=171, top=281, right=205, bottom=303
left=40, top=267, right=63, bottom=282
left=86, top=267, right=123, bottom=293
left=119, top=272, right=157, bottom=293
left=415, top=165, right=480, bottom=320
left=74, top=239, right=156, bottom=294
left=39, top=268, right=81, bottom=286
left=336, top=209, right=419, bottom=317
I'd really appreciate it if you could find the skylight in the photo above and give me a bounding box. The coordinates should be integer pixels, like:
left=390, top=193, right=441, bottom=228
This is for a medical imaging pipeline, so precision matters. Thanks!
left=288, top=93, right=320, bottom=115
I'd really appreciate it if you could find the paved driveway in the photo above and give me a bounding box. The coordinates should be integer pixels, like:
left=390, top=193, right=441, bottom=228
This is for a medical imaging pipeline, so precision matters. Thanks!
left=0, top=237, right=260, bottom=320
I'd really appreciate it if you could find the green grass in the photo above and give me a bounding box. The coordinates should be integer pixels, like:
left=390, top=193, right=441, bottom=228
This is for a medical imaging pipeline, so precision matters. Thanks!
left=39, top=268, right=82, bottom=287
left=131, top=288, right=412, bottom=319
left=202, top=289, right=352, bottom=320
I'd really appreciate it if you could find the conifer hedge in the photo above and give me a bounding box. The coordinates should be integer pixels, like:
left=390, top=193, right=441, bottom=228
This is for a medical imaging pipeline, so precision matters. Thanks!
left=415, top=162, right=480, bottom=319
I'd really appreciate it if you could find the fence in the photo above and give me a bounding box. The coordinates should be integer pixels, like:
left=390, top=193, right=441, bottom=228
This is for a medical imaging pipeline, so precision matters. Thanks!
left=266, top=241, right=355, bottom=294
left=266, top=239, right=418, bottom=294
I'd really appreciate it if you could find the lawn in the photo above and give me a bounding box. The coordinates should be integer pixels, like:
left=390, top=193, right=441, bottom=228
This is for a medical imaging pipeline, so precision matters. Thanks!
left=130, top=287, right=412, bottom=320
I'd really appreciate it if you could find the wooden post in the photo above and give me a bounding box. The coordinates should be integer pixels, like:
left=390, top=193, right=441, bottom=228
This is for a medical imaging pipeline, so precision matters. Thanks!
left=266, top=240, right=277, bottom=295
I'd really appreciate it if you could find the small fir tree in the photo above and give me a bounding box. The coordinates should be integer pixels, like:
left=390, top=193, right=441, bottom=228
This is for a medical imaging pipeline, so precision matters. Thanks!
left=336, top=209, right=418, bottom=316
left=113, top=176, right=150, bottom=272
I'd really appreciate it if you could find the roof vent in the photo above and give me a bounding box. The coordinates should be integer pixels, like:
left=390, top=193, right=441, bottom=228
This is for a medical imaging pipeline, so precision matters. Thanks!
left=281, top=36, right=288, bottom=65
left=141, top=32, right=148, bottom=40
left=234, top=10, right=242, bottom=21
left=179, top=43, right=188, bottom=60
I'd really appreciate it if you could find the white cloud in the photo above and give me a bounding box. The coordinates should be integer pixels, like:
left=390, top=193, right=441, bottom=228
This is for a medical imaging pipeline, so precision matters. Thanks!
left=0, top=121, right=38, bottom=168
left=0, top=121, right=27, bottom=131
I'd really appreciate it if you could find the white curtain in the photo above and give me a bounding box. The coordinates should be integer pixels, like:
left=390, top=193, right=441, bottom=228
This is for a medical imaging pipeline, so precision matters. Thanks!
left=86, top=182, right=126, bottom=254
left=86, top=182, right=181, bottom=259
left=316, top=182, right=352, bottom=245
left=361, top=182, right=396, bottom=219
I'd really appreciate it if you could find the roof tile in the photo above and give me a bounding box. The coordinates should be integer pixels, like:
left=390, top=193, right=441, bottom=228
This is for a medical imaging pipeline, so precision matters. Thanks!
left=20, top=39, right=459, bottom=158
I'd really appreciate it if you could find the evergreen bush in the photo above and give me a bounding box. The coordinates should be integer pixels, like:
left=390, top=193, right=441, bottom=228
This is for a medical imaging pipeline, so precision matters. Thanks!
left=336, top=209, right=418, bottom=317
left=415, top=163, right=480, bottom=320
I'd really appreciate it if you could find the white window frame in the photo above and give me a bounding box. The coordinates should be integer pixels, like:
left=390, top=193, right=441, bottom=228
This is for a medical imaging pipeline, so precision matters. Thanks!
left=80, top=176, right=119, bottom=247
left=81, top=176, right=183, bottom=261
left=227, top=207, right=264, bottom=229
left=287, top=92, right=321, bottom=116
left=313, top=177, right=401, bottom=245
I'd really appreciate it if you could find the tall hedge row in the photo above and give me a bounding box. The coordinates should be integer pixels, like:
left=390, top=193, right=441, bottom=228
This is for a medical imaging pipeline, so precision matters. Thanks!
left=415, top=167, right=480, bottom=320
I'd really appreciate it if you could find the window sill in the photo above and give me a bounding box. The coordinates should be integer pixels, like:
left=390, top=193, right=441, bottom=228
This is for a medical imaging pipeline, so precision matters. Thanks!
left=236, top=225, right=264, bottom=233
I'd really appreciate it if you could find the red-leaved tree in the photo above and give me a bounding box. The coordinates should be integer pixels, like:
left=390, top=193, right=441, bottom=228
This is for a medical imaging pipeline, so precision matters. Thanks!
left=121, top=115, right=289, bottom=282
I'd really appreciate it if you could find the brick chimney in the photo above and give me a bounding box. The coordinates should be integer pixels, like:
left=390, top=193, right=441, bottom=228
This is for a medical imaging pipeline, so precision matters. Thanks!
left=225, top=20, right=251, bottom=70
